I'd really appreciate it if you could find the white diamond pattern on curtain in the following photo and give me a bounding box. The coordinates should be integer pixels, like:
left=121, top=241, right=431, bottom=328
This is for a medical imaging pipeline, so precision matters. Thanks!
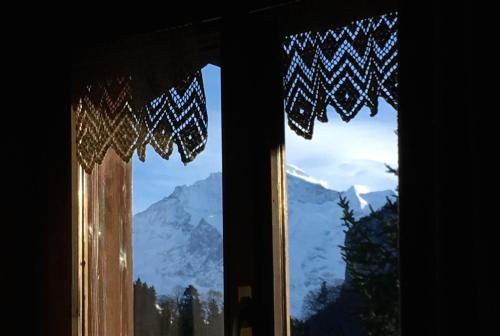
left=74, top=71, right=207, bottom=173
left=283, top=12, right=398, bottom=139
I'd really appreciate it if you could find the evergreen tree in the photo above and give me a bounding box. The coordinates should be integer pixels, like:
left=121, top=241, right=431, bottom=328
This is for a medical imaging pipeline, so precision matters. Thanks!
left=178, top=285, right=204, bottom=336
left=291, top=317, right=305, bottom=336
left=291, top=165, right=400, bottom=336
left=302, top=280, right=340, bottom=318
left=158, top=296, right=178, bottom=336
left=134, top=278, right=145, bottom=336
left=338, top=165, right=400, bottom=336
left=134, top=278, right=161, bottom=336
left=205, top=290, right=223, bottom=336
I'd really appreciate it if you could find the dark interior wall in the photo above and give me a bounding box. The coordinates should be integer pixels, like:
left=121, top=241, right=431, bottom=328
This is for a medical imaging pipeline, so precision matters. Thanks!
left=3, top=1, right=495, bottom=336
left=4, top=16, right=72, bottom=333
left=398, top=1, right=496, bottom=335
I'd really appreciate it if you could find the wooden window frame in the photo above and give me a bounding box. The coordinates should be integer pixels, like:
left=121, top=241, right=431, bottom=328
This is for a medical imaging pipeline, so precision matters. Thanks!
left=72, top=60, right=290, bottom=336
left=71, top=4, right=399, bottom=336
left=72, top=112, right=133, bottom=336
left=220, top=11, right=290, bottom=336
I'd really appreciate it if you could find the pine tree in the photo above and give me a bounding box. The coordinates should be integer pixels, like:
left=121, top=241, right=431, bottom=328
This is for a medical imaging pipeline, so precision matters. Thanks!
left=178, top=285, right=204, bottom=336
left=134, top=278, right=145, bottom=336
left=292, top=165, right=400, bottom=336
left=291, top=317, right=305, bottom=336
left=338, top=165, right=400, bottom=336
left=158, top=296, right=178, bottom=336
left=205, top=290, right=223, bottom=336
left=302, top=280, right=340, bottom=318
left=134, top=278, right=160, bottom=336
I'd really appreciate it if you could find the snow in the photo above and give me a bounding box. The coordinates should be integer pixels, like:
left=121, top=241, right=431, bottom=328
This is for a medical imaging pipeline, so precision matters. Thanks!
left=287, top=164, right=329, bottom=188
left=133, top=167, right=395, bottom=319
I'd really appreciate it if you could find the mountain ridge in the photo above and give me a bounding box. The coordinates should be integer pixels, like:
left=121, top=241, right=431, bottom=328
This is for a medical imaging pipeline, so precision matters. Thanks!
left=133, top=167, right=395, bottom=318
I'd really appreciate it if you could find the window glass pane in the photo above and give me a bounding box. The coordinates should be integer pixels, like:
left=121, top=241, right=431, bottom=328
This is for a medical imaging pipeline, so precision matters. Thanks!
left=286, top=101, right=400, bottom=336
left=133, top=65, right=224, bottom=336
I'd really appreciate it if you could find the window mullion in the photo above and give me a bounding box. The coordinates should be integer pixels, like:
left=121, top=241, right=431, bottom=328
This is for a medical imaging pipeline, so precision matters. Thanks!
left=221, top=11, right=288, bottom=336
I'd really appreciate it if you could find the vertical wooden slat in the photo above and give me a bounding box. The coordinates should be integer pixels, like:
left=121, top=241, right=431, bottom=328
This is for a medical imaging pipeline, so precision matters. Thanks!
left=270, top=143, right=290, bottom=336
left=72, top=107, right=84, bottom=336
left=86, top=159, right=98, bottom=336
left=85, top=149, right=133, bottom=336
left=82, top=167, right=89, bottom=336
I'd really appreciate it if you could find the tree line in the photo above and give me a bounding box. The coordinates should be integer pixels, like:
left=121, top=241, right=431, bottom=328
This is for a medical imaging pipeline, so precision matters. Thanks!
left=134, top=280, right=223, bottom=336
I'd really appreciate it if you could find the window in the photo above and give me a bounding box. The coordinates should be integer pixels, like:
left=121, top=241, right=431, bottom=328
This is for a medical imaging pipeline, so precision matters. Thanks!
left=132, top=65, right=224, bottom=336
left=282, top=11, right=400, bottom=335
left=71, top=6, right=399, bottom=336
left=286, top=102, right=400, bottom=335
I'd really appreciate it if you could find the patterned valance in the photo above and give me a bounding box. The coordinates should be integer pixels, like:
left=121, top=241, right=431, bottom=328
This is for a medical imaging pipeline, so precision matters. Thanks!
left=283, top=12, right=398, bottom=139
left=73, top=12, right=398, bottom=173
left=74, top=73, right=207, bottom=173
left=72, top=26, right=209, bottom=173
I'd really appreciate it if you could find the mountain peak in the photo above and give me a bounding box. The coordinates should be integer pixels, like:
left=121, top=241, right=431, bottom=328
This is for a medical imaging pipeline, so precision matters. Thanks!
left=344, top=185, right=369, bottom=209
left=287, top=164, right=309, bottom=177
left=286, top=164, right=328, bottom=188
left=352, top=184, right=370, bottom=195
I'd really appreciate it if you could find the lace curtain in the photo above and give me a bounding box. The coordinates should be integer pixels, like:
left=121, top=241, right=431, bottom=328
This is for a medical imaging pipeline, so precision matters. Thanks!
left=72, top=12, right=398, bottom=173
left=283, top=12, right=398, bottom=139
left=72, top=26, right=209, bottom=173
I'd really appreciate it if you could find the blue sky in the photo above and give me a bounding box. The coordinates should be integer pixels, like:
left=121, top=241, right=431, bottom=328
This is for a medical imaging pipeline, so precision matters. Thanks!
left=133, top=65, right=398, bottom=214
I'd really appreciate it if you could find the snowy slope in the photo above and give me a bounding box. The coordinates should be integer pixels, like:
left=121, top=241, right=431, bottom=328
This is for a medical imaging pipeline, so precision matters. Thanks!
left=133, top=167, right=395, bottom=318
left=133, top=173, right=223, bottom=296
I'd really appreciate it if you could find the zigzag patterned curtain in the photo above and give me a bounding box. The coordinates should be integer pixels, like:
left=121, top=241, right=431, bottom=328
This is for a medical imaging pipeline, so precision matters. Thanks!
left=72, top=26, right=209, bottom=173
left=73, top=12, right=398, bottom=173
left=283, top=12, right=398, bottom=139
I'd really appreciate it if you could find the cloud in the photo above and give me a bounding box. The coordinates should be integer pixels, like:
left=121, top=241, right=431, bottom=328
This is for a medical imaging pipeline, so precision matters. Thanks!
left=285, top=100, right=398, bottom=192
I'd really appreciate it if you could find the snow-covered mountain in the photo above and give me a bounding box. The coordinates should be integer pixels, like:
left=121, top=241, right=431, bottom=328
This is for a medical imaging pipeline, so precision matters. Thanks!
left=133, top=167, right=395, bottom=318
